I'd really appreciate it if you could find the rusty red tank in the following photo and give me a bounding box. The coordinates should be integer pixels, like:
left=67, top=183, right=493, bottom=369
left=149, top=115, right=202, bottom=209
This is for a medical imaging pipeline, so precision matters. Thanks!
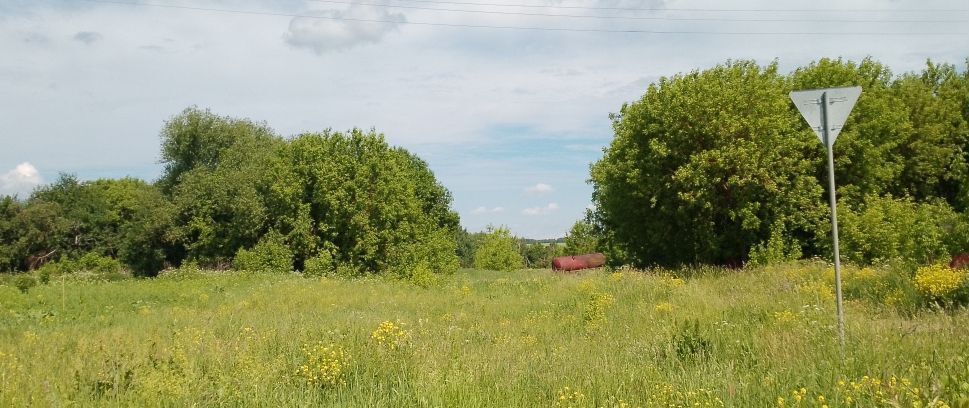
left=552, top=253, right=606, bottom=272
left=951, top=253, right=969, bottom=270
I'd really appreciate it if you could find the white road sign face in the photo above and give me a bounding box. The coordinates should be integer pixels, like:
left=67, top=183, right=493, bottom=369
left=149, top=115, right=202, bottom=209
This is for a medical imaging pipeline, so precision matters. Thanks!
left=789, top=86, right=862, bottom=147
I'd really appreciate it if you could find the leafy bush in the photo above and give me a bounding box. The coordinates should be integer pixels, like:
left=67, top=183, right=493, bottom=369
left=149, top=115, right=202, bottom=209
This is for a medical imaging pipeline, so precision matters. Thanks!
left=0, top=196, right=22, bottom=272
left=473, top=226, right=524, bottom=271
left=14, top=274, right=36, bottom=294
left=35, top=260, right=66, bottom=282
left=386, top=226, right=459, bottom=277
left=285, top=131, right=460, bottom=274
left=233, top=232, right=293, bottom=272
left=520, top=242, right=564, bottom=269
left=837, top=196, right=968, bottom=265
left=156, top=260, right=204, bottom=280
left=75, top=252, right=124, bottom=274
left=334, top=263, right=364, bottom=278
left=302, top=251, right=334, bottom=277
left=747, top=223, right=802, bottom=266
left=37, top=267, right=53, bottom=284
left=32, top=253, right=124, bottom=279
left=7, top=176, right=174, bottom=276
left=406, top=262, right=438, bottom=288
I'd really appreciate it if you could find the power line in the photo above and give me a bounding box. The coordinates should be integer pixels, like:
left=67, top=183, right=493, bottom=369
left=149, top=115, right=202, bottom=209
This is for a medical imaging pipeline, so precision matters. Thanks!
left=307, top=0, right=969, bottom=23
left=348, top=0, right=969, bottom=13
left=79, top=0, right=969, bottom=36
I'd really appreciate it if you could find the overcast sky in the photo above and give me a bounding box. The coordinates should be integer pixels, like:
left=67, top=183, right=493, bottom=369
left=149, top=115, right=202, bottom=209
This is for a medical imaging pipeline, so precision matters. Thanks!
left=1, top=0, right=967, bottom=238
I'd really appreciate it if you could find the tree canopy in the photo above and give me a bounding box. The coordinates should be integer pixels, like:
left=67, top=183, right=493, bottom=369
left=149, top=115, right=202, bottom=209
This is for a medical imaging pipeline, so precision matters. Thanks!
left=0, top=108, right=460, bottom=277
left=591, top=58, right=969, bottom=267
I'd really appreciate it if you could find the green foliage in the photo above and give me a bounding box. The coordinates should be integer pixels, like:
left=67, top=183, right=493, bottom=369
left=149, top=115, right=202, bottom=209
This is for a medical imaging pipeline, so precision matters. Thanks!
left=88, top=179, right=176, bottom=276
left=35, top=260, right=63, bottom=280
left=892, top=61, right=969, bottom=211
left=455, top=229, right=484, bottom=268
left=672, top=320, right=713, bottom=361
left=519, top=242, right=563, bottom=268
left=285, top=130, right=459, bottom=275
left=837, top=196, right=968, bottom=265
left=158, top=107, right=277, bottom=193
left=13, top=273, right=37, bottom=293
left=234, top=232, right=294, bottom=272
left=747, top=223, right=802, bottom=267
left=0, top=176, right=175, bottom=276
left=29, top=253, right=127, bottom=283
left=303, top=251, right=335, bottom=277
left=473, top=226, right=523, bottom=271
left=0, top=196, right=22, bottom=271
left=74, top=252, right=124, bottom=274
left=564, top=220, right=599, bottom=256
left=405, top=261, right=439, bottom=288
left=592, top=60, right=825, bottom=267
left=0, top=108, right=459, bottom=277
left=787, top=58, right=912, bottom=205
left=334, top=263, right=364, bottom=278
left=592, top=58, right=969, bottom=267
left=169, top=122, right=286, bottom=264
left=18, top=175, right=100, bottom=261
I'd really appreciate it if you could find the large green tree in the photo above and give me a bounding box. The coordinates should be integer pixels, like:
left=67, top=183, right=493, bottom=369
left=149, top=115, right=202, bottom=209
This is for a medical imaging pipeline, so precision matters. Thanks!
left=892, top=61, right=969, bottom=211
left=169, top=133, right=287, bottom=264
left=0, top=197, right=23, bottom=271
left=788, top=58, right=912, bottom=206
left=591, top=58, right=969, bottom=267
left=591, top=61, right=825, bottom=266
left=158, top=107, right=277, bottom=193
left=285, top=130, right=459, bottom=275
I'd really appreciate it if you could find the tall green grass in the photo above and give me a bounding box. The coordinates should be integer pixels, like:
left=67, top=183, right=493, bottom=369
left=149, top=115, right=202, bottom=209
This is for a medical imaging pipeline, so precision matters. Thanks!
left=0, top=263, right=966, bottom=407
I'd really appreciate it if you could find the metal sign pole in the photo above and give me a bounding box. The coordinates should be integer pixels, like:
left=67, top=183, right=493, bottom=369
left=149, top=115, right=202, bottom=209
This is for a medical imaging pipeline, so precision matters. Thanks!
left=791, top=85, right=860, bottom=356
left=821, top=91, right=846, bottom=350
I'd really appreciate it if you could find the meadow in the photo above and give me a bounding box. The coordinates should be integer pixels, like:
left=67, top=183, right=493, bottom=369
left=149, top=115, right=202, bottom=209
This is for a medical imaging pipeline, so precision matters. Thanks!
left=1, top=263, right=967, bottom=407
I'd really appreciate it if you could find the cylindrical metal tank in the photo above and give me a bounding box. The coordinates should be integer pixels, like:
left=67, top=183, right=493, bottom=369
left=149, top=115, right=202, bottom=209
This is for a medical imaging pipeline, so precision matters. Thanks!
left=951, top=253, right=969, bottom=270
left=552, top=253, right=606, bottom=272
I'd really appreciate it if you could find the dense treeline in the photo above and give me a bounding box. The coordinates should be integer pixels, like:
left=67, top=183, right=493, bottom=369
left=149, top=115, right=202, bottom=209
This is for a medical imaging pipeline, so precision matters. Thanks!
left=0, top=108, right=460, bottom=277
left=4, top=58, right=968, bottom=275
left=591, top=58, right=969, bottom=267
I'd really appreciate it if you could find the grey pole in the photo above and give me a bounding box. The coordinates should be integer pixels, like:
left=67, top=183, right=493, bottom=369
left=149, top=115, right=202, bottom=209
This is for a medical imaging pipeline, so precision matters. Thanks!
left=821, top=91, right=846, bottom=349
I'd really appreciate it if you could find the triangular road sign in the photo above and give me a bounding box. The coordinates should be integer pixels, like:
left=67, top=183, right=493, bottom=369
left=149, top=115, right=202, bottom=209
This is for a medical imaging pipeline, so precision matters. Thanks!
left=789, top=86, right=862, bottom=147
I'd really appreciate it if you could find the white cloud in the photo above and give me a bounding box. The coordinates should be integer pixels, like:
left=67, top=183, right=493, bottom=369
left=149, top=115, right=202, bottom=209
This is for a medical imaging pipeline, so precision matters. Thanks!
left=524, top=183, right=554, bottom=195
left=522, top=202, right=559, bottom=216
left=284, top=6, right=405, bottom=54
left=0, top=162, right=42, bottom=197
left=472, top=206, right=504, bottom=214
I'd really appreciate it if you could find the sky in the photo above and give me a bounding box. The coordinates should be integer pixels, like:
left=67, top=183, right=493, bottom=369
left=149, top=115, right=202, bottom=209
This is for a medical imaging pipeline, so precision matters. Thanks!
left=1, top=0, right=967, bottom=238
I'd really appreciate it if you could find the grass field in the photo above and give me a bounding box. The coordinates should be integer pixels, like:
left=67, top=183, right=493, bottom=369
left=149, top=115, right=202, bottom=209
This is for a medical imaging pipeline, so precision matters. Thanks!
left=1, top=263, right=968, bottom=407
